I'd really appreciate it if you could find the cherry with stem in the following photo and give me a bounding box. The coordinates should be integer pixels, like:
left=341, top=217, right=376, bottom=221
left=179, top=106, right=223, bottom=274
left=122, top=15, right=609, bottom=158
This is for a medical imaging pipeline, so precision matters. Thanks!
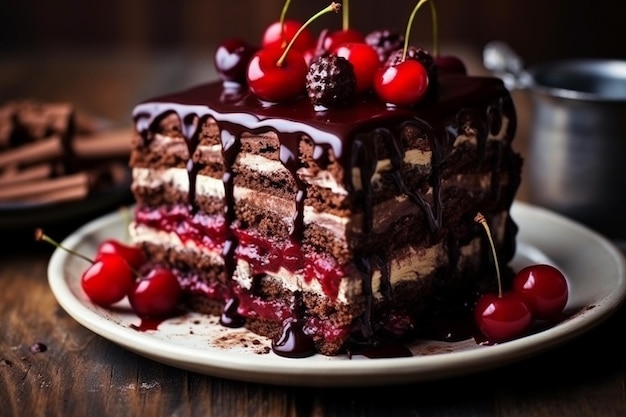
left=323, top=0, right=365, bottom=52
left=36, top=227, right=182, bottom=318
left=275, top=4, right=340, bottom=69
left=35, top=228, right=93, bottom=264
left=248, top=2, right=342, bottom=103
left=424, top=0, right=466, bottom=74
left=476, top=212, right=503, bottom=297
left=35, top=228, right=134, bottom=307
left=278, top=0, right=292, bottom=48
left=261, top=0, right=315, bottom=52
left=373, top=0, right=430, bottom=106
left=473, top=213, right=532, bottom=343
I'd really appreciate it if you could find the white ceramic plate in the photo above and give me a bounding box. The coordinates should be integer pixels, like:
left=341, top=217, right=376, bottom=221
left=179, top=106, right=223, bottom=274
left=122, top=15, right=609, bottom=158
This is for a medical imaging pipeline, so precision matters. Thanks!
left=47, top=201, right=626, bottom=387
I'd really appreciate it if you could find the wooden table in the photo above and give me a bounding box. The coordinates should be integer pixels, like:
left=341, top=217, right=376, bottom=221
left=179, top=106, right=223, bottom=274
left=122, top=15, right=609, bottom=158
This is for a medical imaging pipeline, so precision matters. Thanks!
left=2, top=49, right=626, bottom=417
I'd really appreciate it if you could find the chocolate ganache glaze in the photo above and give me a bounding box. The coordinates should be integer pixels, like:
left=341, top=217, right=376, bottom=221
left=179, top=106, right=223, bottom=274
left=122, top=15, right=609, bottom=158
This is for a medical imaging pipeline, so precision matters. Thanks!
left=132, top=73, right=518, bottom=358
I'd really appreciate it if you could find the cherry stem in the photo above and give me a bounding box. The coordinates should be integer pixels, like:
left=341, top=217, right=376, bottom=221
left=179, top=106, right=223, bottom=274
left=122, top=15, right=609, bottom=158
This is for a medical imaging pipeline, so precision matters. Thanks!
left=343, top=0, right=349, bottom=31
left=34, top=228, right=94, bottom=265
left=474, top=212, right=503, bottom=298
left=429, top=1, right=439, bottom=57
left=279, top=0, right=292, bottom=48
left=277, top=2, right=341, bottom=67
left=402, top=0, right=439, bottom=60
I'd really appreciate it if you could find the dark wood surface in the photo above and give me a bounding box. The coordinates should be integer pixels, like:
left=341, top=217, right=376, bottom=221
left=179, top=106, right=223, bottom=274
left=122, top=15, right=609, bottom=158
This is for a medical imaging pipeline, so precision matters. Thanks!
left=2, top=49, right=626, bottom=417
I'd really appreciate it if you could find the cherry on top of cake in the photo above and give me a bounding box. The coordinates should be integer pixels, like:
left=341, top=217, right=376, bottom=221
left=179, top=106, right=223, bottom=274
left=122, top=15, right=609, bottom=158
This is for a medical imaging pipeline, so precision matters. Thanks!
left=213, top=0, right=469, bottom=110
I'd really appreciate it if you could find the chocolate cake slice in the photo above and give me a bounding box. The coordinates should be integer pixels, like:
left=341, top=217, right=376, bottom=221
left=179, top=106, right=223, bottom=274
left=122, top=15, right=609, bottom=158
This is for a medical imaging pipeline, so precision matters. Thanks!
left=128, top=73, right=521, bottom=357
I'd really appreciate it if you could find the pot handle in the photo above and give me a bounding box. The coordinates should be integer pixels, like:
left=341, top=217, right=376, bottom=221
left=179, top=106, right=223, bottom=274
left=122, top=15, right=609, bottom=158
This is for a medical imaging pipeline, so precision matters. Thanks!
left=482, top=41, right=532, bottom=91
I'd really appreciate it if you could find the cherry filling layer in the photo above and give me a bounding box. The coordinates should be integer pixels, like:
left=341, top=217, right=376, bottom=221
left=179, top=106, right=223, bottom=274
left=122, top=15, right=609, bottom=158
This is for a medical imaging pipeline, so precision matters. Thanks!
left=134, top=204, right=352, bottom=327
left=170, top=266, right=352, bottom=347
left=135, top=205, right=347, bottom=297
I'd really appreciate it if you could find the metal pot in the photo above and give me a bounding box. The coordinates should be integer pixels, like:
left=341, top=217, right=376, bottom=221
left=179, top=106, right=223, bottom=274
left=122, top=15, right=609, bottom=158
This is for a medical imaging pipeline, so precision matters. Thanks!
left=484, top=42, right=626, bottom=239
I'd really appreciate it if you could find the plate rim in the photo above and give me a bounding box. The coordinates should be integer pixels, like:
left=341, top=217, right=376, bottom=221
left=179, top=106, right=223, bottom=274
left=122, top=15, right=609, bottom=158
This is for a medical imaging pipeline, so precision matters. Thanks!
left=47, top=201, right=626, bottom=386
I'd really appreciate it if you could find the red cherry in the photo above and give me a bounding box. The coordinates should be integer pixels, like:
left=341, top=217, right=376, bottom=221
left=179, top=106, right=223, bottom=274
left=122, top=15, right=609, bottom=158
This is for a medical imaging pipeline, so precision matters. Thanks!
left=472, top=212, right=531, bottom=343
left=513, top=264, right=568, bottom=320
left=333, top=42, right=381, bottom=93
left=474, top=292, right=532, bottom=343
left=247, top=2, right=341, bottom=103
left=262, top=20, right=316, bottom=53
left=434, top=55, right=467, bottom=75
left=215, top=38, right=258, bottom=85
left=96, top=239, right=146, bottom=271
left=81, top=253, right=134, bottom=307
left=128, top=267, right=182, bottom=318
left=323, top=28, right=365, bottom=53
left=247, top=47, right=307, bottom=103
left=373, top=59, right=429, bottom=106
left=35, top=228, right=135, bottom=307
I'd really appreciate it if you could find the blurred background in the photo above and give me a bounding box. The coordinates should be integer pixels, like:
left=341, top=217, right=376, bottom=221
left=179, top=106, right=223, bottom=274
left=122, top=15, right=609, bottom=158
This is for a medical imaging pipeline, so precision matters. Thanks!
left=2, top=0, right=625, bottom=62
left=1, top=0, right=624, bottom=125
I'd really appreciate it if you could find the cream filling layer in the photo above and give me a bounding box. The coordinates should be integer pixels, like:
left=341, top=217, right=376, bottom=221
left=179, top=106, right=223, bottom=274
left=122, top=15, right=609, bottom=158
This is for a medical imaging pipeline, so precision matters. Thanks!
left=147, top=113, right=510, bottom=196
left=132, top=163, right=501, bottom=239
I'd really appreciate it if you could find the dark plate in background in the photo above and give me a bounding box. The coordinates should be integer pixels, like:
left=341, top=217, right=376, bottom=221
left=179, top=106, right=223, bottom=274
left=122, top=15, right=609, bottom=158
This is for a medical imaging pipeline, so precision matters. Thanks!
left=1, top=167, right=134, bottom=242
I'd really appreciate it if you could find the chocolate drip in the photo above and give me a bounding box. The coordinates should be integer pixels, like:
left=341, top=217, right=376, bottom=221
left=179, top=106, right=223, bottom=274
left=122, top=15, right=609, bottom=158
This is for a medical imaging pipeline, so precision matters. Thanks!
left=220, top=297, right=245, bottom=328
left=271, top=292, right=316, bottom=358
left=490, top=140, right=504, bottom=200
left=350, top=134, right=378, bottom=233
left=457, top=109, right=488, bottom=160
left=353, top=256, right=375, bottom=340
left=135, top=110, right=166, bottom=144
left=278, top=132, right=307, bottom=240
left=183, top=114, right=203, bottom=213
left=351, top=252, right=395, bottom=347
left=487, top=100, right=503, bottom=137
left=272, top=318, right=316, bottom=358
left=381, top=122, right=441, bottom=233
left=220, top=128, right=240, bottom=225
left=221, top=238, right=239, bottom=291
left=218, top=127, right=245, bottom=327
